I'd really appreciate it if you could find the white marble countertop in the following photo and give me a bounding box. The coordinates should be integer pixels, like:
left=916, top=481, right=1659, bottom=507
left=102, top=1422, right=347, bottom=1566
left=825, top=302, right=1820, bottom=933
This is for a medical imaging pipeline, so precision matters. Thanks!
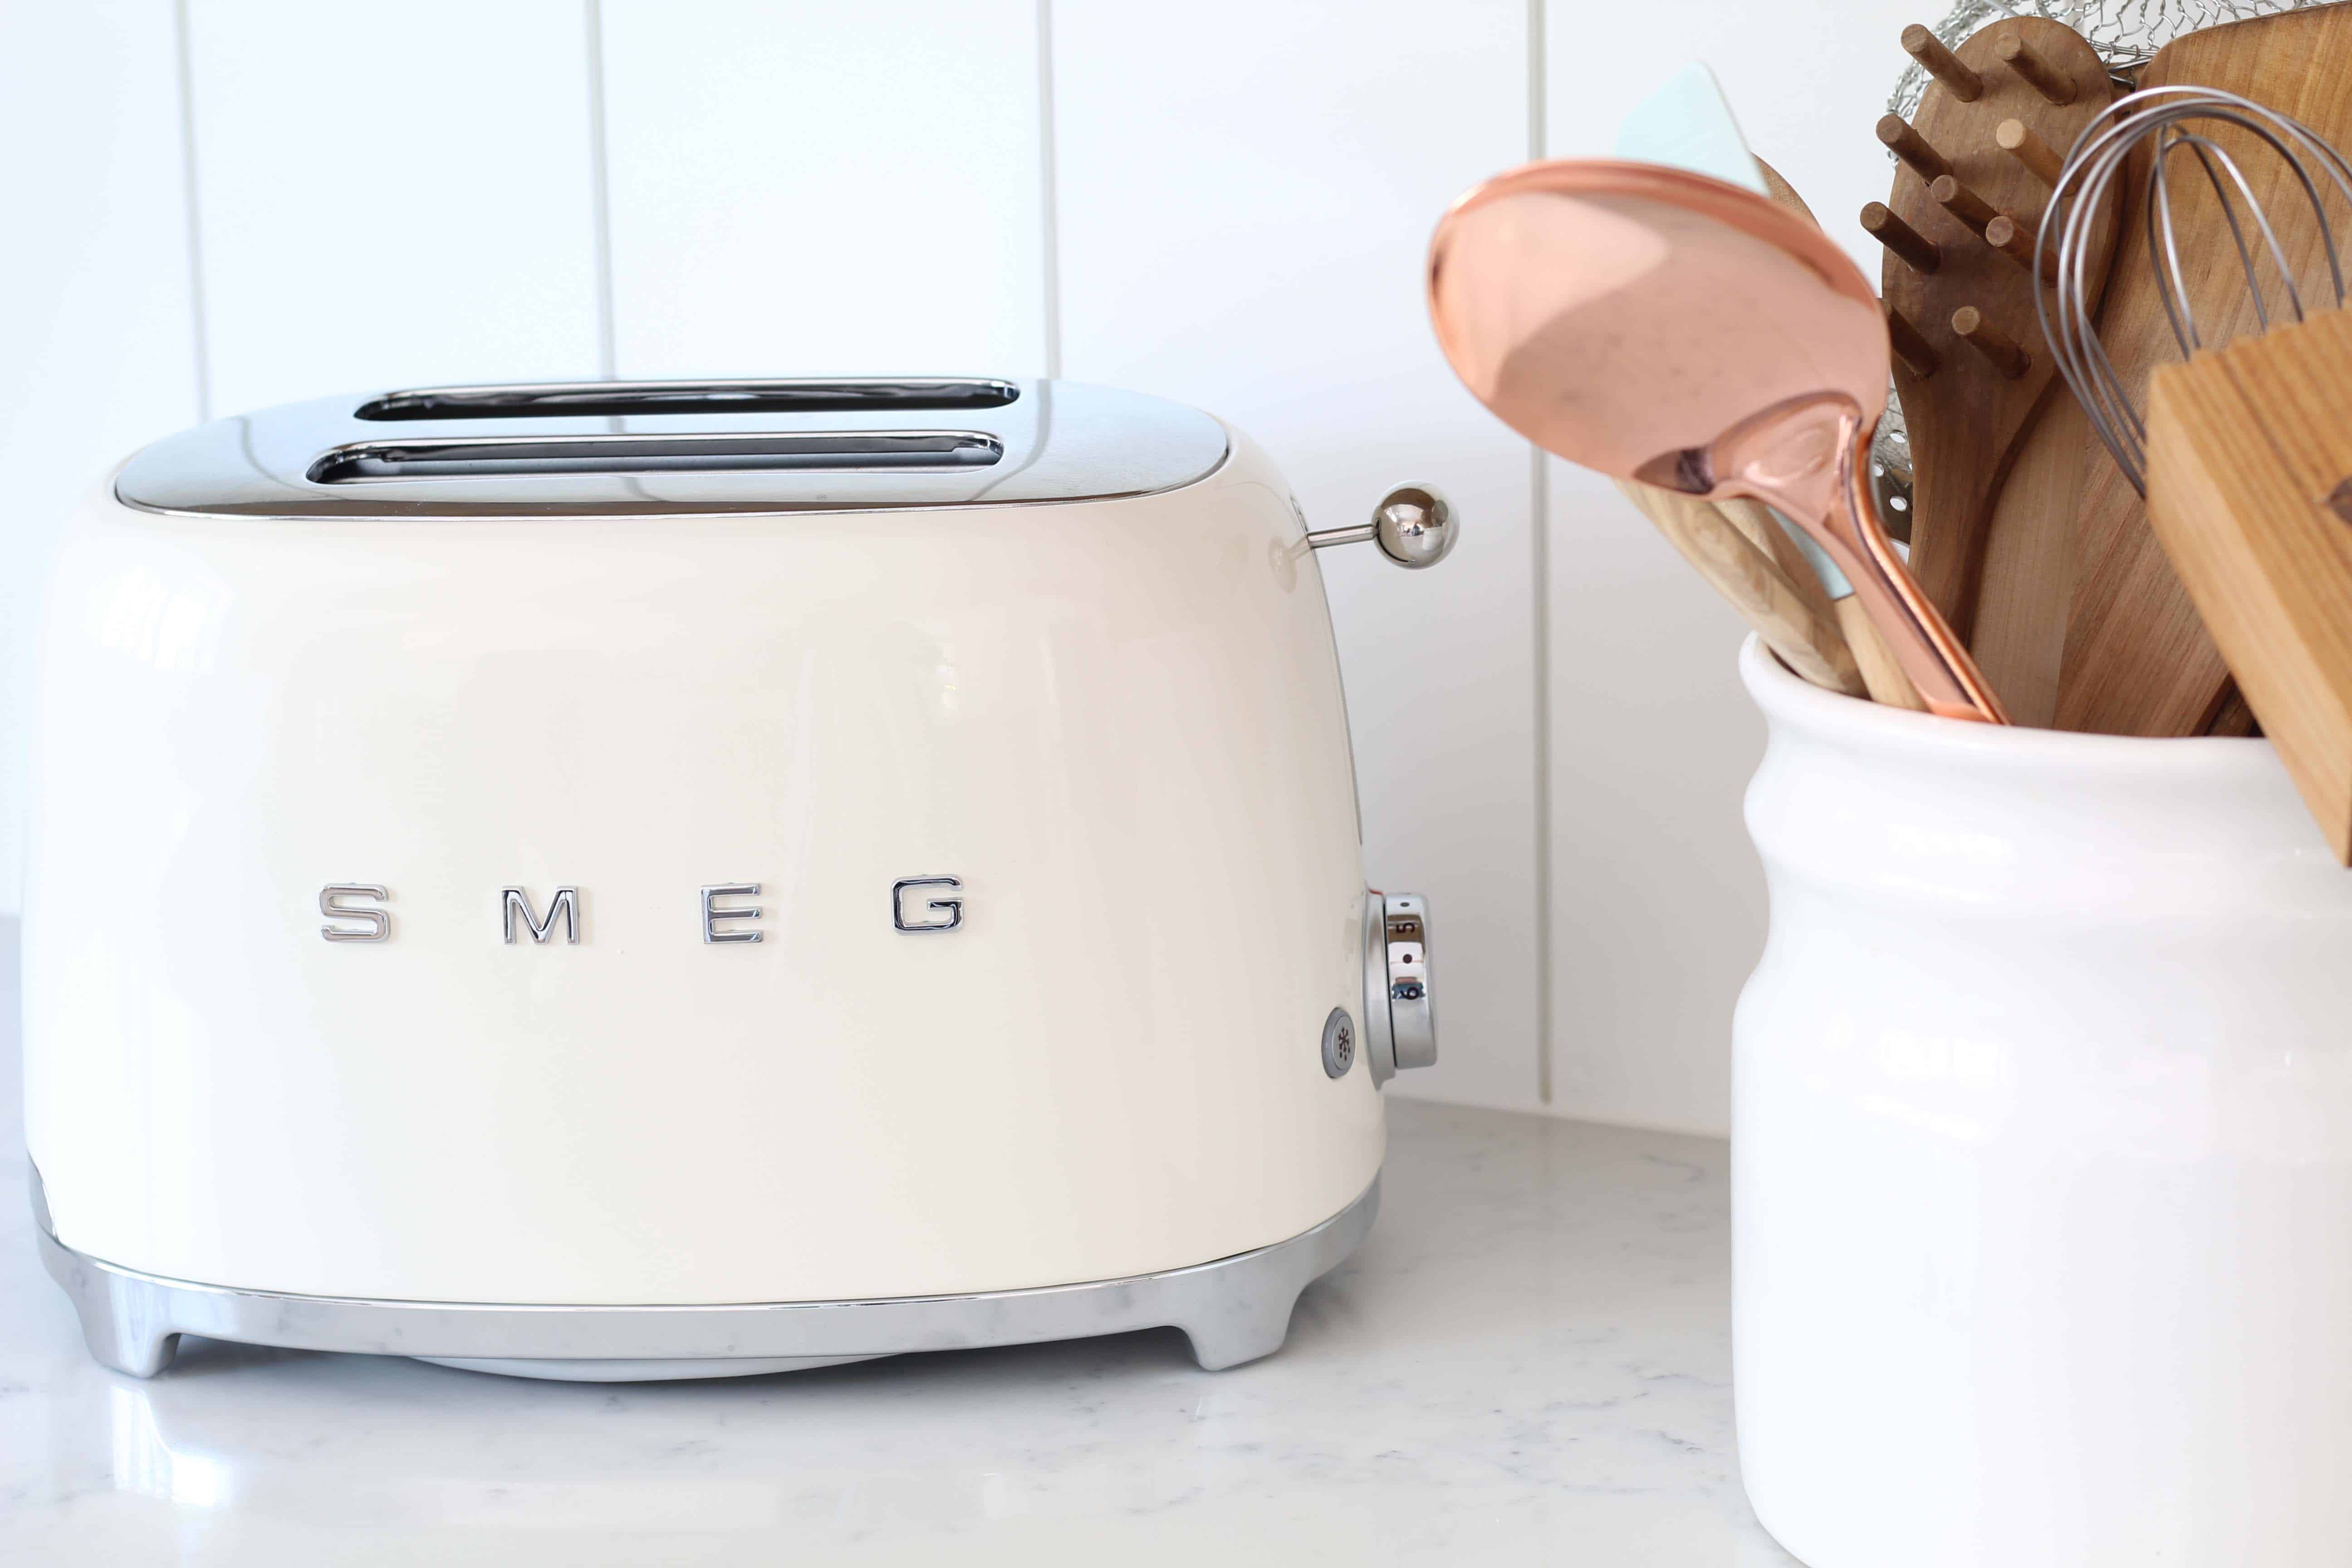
left=0, top=923, right=1796, bottom=1565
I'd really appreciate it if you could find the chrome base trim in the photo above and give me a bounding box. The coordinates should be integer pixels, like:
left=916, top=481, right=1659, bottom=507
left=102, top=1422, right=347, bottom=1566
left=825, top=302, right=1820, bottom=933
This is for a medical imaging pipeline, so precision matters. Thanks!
left=31, top=1165, right=1377, bottom=1380
left=412, top=1352, right=888, bottom=1382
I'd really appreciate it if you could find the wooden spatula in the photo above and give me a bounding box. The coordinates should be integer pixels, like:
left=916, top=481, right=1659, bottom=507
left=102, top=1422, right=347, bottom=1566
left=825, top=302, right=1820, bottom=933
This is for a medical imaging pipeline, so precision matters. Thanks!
left=1612, top=479, right=1867, bottom=698
left=1719, top=492, right=1925, bottom=709
left=1755, top=156, right=1925, bottom=710
left=2146, top=306, right=2352, bottom=858
left=1872, top=17, right=2118, bottom=637
left=2055, top=0, right=2352, bottom=735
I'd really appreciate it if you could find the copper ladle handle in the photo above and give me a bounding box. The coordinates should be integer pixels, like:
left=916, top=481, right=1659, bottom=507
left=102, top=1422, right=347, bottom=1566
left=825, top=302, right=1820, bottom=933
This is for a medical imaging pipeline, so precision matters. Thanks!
left=1831, top=423, right=2009, bottom=723
left=1678, top=394, right=2008, bottom=723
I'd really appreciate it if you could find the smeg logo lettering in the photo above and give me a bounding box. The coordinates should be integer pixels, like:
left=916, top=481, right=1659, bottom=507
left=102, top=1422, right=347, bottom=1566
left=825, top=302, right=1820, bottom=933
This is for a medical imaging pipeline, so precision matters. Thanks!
left=317, top=877, right=965, bottom=944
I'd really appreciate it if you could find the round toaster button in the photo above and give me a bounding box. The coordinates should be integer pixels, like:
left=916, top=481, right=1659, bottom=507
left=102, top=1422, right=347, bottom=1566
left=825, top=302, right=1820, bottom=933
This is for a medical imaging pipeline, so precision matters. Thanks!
left=1320, top=1007, right=1356, bottom=1079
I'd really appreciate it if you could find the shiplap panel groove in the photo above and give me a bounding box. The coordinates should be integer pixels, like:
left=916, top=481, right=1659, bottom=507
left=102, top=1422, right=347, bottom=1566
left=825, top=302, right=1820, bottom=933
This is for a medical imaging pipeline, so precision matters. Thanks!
left=1525, top=0, right=1554, bottom=1106
left=586, top=0, right=621, bottom=380
left=1034, top=0, right=1063, bottom=378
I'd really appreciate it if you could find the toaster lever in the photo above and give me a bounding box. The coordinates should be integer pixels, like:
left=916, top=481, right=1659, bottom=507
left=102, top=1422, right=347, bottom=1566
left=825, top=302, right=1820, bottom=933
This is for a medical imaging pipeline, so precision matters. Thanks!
left=1306, top=484, right=1458, bottom=568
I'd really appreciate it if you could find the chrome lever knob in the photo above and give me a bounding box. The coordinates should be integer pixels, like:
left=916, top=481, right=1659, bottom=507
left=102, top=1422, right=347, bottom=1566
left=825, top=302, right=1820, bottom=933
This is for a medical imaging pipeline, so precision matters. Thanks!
left=1305, top=484, right=1459, bottom=569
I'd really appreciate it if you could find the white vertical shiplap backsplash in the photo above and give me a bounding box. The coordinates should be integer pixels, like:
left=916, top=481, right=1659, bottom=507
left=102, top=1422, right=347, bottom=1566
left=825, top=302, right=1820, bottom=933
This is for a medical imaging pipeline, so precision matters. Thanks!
left=1053, top=0, right=1541, bottom=1116
left=0, top=0, right=203, bottom=981
left=601, top=0, right=1052, bottom=378
left=0, top=0, right=1930, bottom=1136
left=184, top=0, right=605, bottom=413
left=1534, top=0, right=1932, bottom=1133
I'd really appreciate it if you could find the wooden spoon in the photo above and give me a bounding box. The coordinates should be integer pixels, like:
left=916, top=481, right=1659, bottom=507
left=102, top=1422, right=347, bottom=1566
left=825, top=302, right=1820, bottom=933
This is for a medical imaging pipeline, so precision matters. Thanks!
left=1874, top=17, right=2118, bottom=640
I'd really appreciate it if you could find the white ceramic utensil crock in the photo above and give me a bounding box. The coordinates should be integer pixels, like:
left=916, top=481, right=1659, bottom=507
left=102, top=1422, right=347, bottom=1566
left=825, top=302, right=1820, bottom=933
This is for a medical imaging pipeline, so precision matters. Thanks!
left=1734, top=635, right=2352, bottom=1568
left=24, top=377, right=1450, bottom=1382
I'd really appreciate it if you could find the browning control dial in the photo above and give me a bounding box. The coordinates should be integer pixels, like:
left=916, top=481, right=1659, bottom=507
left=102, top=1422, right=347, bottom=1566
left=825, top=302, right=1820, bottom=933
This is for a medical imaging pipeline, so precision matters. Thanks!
left=1360, top=891, right=1437, bottom=1084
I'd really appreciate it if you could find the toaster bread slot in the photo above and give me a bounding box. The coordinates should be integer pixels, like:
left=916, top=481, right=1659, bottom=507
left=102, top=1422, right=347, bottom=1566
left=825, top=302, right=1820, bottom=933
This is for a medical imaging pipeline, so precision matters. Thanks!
left=307, top=431, right=1004, bottom=483
left=113, top=378, right=1231, bottom=517
left=354, top=379, right=1019, bottom=421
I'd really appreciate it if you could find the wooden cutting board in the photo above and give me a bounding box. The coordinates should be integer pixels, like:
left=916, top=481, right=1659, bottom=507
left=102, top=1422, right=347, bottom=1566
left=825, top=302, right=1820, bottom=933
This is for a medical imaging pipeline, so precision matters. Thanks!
left=2146, top=306, right=2352, bottom=855
left=1970, top=378, right=2094, bottom=726
left=2053, top=0, right=2352, bottom=735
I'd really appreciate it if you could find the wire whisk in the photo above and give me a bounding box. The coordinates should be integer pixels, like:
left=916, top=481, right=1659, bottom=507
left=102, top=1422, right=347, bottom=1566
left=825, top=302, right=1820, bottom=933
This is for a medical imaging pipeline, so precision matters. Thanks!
left=2034, top=86, right=2352, bottom=495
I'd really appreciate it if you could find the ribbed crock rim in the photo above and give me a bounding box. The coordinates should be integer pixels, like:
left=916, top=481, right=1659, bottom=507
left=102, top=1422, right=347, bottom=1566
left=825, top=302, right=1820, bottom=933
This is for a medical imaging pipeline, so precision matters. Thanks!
left=1736, top=633, right=2274, bottom=779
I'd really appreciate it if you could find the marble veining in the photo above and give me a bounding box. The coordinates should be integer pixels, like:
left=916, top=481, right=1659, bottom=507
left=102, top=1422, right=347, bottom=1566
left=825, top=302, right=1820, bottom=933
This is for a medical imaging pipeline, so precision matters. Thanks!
left=0, top=922, right=1797, bottom=1563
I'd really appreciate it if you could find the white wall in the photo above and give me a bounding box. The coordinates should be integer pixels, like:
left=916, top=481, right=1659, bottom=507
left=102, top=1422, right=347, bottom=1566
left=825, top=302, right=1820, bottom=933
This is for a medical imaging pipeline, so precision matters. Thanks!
left=0, top=0, right=1922, bottom=1137
left=1536, top=0, right=1925, bottom=1132
left=0, top=0, right=204, bottom=957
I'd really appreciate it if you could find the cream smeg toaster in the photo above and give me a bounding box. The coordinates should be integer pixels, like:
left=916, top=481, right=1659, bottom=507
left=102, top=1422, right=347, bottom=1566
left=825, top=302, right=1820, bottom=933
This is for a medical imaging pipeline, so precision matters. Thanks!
left=24, top=377, right=1453, bottom=1380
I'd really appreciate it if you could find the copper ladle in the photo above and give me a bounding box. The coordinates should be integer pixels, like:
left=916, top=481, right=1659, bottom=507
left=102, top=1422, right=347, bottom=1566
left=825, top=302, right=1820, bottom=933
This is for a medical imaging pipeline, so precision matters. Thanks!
left=1428, top=159, right=2007, bottom=724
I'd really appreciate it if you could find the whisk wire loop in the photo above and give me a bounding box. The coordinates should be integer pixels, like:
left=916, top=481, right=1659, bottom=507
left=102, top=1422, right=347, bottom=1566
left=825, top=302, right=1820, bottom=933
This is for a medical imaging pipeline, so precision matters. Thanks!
left=2034, top=86, right=2352, bottom=493
left=2151, top=134, right=2288, bottom=351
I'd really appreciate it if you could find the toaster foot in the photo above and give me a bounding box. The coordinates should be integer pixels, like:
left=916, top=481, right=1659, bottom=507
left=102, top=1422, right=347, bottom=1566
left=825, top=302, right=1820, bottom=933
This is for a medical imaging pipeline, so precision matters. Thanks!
left=87, top=1323, right=182, bottom=1379
left=36, top=1235, right=182, bottom=1376
left=1179, top=1309, right=1299, bottom=1372
left=31, top=1164, right=1379, bottom=1382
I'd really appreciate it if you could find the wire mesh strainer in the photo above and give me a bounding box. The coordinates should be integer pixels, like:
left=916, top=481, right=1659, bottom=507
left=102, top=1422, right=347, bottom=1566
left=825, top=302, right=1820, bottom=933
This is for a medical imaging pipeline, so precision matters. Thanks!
left=1889, top=0, right=2326, bottom=118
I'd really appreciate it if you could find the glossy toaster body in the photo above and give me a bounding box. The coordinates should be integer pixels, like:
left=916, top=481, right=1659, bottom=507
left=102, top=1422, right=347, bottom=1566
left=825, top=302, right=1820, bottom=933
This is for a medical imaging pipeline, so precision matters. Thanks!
left=24, top=377, right=1438, bottom=1379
